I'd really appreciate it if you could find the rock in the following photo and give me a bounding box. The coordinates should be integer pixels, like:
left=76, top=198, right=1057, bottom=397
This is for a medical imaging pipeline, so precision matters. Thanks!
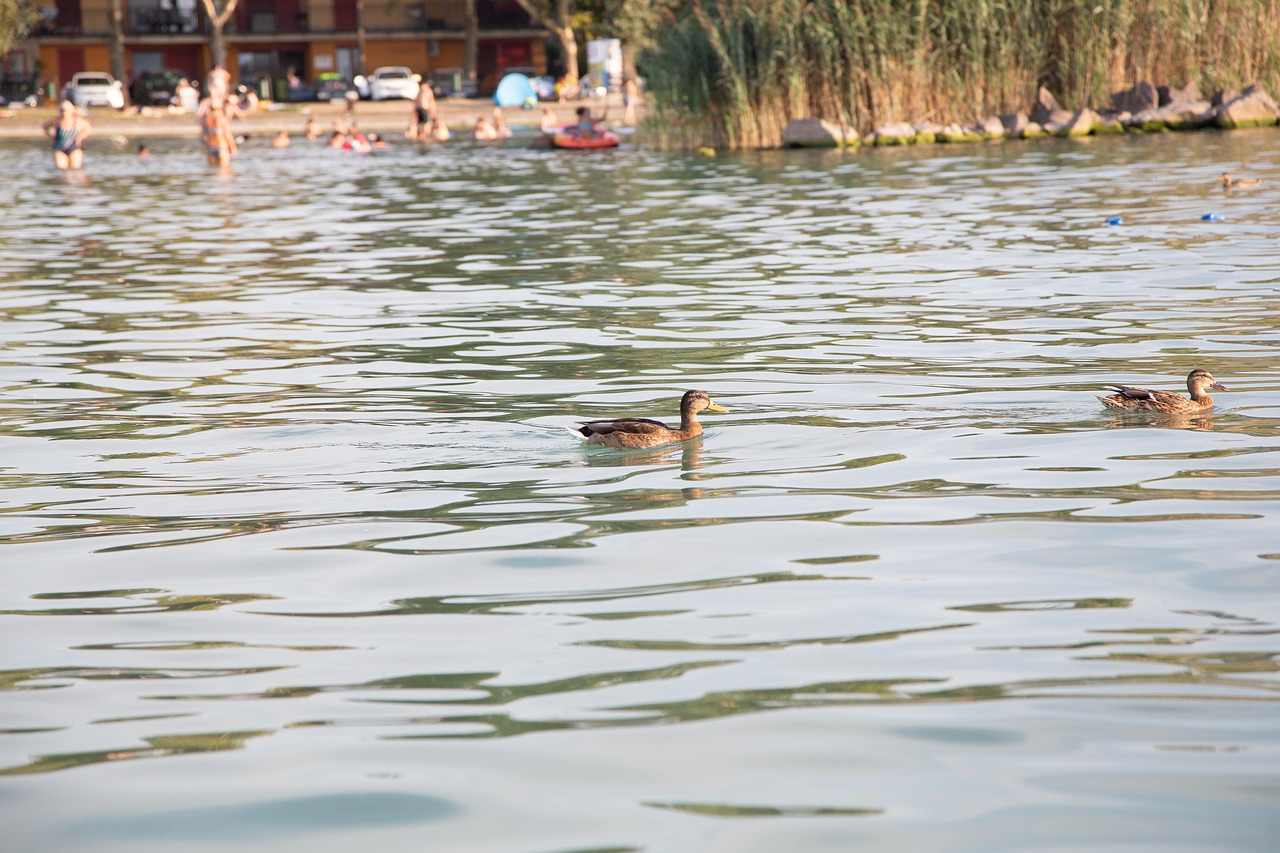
left=910, top=121, right=940, bottom=144
left=974, top=115, right=1005, bottom=138
left=1212, top=84, right=1280, bottom=128
left=936, top=123, right=981, bottom=143
left=1211, top=88, right=1240, bottom=107
left=1126, top=107, right=1169, bottom=132
left=1158, top=81, right=1201, bottom=106
left=1058, top=107, right=1102, bottom=136
left=1030, top=86, right=1073, bottom=126
left=1093, top=118, right=1126, bottom=135
left=1019, top=122, right=1047, bottom=138
left=781, top=118, right=857, bottom=147
left=1112, top=80, right=1158, bottom=114
left=1159, top=98, right=1213, bottom=129
left=873, top=121, right=918, bottom=145
left=1000, top=112, right=1029, bottom=135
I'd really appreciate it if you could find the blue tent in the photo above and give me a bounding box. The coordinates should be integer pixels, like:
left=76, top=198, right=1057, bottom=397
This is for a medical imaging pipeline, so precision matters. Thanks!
left=493, top=73, right=537, bottom=108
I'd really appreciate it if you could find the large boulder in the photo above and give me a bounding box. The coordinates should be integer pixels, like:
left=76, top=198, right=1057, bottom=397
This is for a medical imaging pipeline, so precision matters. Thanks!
left=1158, top=80, right=1201, bottom=106
left=1112, top=80, right=1158, bottom=114
left=873, top=121, right=918, bottom=145
left=1001, top=111, right=1030, bottom=135
left=781, top=118, right=857, bottom=147
left=973, top=115, right=1006, bottom=139
left=1212, top=84, right=1280, bottom=128
left=1030, top=86, right=1073, bottom=126
left=1058, top=107, right=1103, bottom=136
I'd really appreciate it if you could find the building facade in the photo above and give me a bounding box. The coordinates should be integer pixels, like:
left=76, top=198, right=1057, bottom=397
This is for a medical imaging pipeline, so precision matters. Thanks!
left=10, top=1, right=547, bottom=101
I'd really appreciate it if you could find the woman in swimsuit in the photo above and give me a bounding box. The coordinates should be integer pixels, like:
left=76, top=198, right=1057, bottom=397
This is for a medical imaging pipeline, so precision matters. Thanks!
left=42, top=101, right=91, bottom=170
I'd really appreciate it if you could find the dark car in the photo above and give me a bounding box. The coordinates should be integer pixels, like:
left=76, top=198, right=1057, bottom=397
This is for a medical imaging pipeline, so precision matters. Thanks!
left=314, top=74, right=357, bottom=103
left=132, top=69, right=188, bottom=107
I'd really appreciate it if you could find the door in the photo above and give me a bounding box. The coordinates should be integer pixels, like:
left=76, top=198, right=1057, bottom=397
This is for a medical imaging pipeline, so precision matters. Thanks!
left=57, top=47, right=85, bottom=91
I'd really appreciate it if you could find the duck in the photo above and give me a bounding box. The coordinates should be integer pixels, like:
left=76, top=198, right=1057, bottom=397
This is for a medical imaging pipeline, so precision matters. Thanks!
left=573, top=389, right=728, bottom=449
left=1219, top=172, right=1261, bottom=189
left=1098, top=368, right=1228, bottom=413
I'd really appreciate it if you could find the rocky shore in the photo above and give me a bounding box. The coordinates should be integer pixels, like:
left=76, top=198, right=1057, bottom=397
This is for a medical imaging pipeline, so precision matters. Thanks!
left=782, top=82, right=1279, bottom=148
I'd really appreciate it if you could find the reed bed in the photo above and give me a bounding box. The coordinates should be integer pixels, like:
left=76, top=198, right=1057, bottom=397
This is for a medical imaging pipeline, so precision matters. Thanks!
left=640, top=0, right=1280, bottom=149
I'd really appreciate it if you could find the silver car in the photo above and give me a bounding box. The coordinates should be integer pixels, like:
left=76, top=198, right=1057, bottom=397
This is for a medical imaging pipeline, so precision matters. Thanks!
left=63, top=72, right=126, bottom=109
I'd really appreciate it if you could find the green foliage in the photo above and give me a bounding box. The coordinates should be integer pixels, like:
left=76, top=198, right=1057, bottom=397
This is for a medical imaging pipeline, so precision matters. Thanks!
left=640, top=0, right=1280, bottom=149
left=0, top=0, right=41, bottom=57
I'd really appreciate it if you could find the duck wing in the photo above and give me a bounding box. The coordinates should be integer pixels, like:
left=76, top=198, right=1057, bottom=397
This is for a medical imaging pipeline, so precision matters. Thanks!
left=1107, top=385, right=1163, bottom=402
left=577, top=417, right=673, bottom=437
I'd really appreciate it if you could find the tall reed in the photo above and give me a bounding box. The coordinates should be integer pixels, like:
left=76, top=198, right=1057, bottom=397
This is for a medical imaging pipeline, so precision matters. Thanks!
left=639, top=0, right=1280, bottom=149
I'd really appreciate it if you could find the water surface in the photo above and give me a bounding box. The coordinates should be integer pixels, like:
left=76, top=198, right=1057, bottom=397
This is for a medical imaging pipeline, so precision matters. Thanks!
left=2, top=129, right=1279, bottom=851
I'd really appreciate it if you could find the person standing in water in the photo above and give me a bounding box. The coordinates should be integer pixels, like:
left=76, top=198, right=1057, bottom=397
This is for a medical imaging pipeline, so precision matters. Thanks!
left=411, top=80, right=437, bottom=141
left=42, top=101, right=91, bottom=169
left=199, top=97, right=234, bottom=167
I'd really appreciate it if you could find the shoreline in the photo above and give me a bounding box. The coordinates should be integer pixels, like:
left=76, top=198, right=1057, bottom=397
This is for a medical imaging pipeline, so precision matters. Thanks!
left=0, top=93, right=635, bottom=140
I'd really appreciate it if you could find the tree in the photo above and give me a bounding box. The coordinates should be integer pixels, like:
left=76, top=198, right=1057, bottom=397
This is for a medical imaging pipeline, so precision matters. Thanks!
left=0, top=0, right=41, bottom=58
left=108, top=0, right=128, bottom=104
left=464, top=0, right=478, bottom=92
left=511, top=0, right=579, bottom=87
left=196, top=0, right=241, bottom=70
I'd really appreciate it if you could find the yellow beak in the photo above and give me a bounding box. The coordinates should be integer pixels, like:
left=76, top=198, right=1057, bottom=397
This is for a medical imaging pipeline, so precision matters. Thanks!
left=707, top=402, right=728, bottom=413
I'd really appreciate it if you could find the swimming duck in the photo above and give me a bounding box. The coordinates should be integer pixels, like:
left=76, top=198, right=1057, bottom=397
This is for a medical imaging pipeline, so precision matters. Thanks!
left=573, top=389, right=728, bottom=449
left=1219, top=172, right=1261, bottom=189
left=1098, top=368, right=1228, bottom=413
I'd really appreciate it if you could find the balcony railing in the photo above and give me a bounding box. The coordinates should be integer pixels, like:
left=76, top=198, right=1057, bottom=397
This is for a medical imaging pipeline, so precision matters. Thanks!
left=129, top=9, right=200, bottom=35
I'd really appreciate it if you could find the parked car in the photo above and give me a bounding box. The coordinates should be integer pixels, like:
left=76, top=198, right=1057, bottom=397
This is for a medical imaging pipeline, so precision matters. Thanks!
left=366, top=66, right=419, bottom=100
left=314, top=74, right=357, bottom=103
left=131, top=69, right=187, bottom=107
left=62, top=72, right=125, bottom=109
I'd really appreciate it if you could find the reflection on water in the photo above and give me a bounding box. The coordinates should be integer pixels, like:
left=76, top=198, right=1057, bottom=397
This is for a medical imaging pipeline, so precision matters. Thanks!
left=1, top=130, right=1279, bottom=851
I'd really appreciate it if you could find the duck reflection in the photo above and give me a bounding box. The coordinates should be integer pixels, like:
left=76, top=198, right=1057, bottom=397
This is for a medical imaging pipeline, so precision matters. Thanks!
left=583, top=438, right=707, bottom=498
left=1103, top=412, right=1215, bottom=432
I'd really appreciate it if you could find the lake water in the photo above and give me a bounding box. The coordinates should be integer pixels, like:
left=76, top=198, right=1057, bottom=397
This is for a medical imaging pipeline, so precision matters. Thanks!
left=2, top=128, right=1278, bottom=851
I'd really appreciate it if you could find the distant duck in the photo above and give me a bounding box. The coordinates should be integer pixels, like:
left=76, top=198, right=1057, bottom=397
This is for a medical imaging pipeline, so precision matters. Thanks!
left=573, top=389, right=728, bottom=449
left=1098, top=368, right=1228, bottom=413
left=1219, top=172, right=1261, bottom=189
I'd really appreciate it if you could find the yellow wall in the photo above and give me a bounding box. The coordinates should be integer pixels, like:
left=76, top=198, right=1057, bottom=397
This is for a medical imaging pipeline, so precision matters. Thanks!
left=309, top=40, right=337, bottom=77
left=39, top=43, right=115, bottom=88
left=78, top=0, right=111, bottom=32
left=307, top=0, right=335, bottom=32
left=365, top=41, right=430, bottom=74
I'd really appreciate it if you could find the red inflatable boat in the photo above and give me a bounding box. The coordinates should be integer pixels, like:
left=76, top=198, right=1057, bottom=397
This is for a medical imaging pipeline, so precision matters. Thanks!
left=550, top=125, right=620, bottom=150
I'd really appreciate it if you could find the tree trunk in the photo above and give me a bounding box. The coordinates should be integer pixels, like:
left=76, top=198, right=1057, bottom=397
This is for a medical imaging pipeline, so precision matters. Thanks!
left=555, top=24, right=578, bottom=87
left=356, top=0, right=367, bottom=75
left=512, top=0, right=579, bottom=87
left=108, top=0, right=128, bottom=106
left=463, top=0, right=478, bottom=93
left=197, top=0, right=241, bottom=71
left=554, top=0, right=577, bottom=86
left=209, top=24, right=227, bottom=69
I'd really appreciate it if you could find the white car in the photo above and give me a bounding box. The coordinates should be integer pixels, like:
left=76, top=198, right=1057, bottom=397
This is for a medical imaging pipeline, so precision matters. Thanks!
left=366, top=66, right=420, bottom=101
left=63, top=72, right=126, bottom=110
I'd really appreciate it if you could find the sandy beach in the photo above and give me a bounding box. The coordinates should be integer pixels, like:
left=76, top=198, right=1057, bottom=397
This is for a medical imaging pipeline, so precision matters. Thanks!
left=0, top=91, right=635, bottom=140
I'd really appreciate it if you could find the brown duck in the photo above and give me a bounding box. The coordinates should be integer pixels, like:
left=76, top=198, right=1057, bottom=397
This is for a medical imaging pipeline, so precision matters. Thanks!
left=1219, top=172, right=1261, bottom=189
left=1098, top=368, right=1228, bottom=413
left=574, top=389, right=728, bottom=449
